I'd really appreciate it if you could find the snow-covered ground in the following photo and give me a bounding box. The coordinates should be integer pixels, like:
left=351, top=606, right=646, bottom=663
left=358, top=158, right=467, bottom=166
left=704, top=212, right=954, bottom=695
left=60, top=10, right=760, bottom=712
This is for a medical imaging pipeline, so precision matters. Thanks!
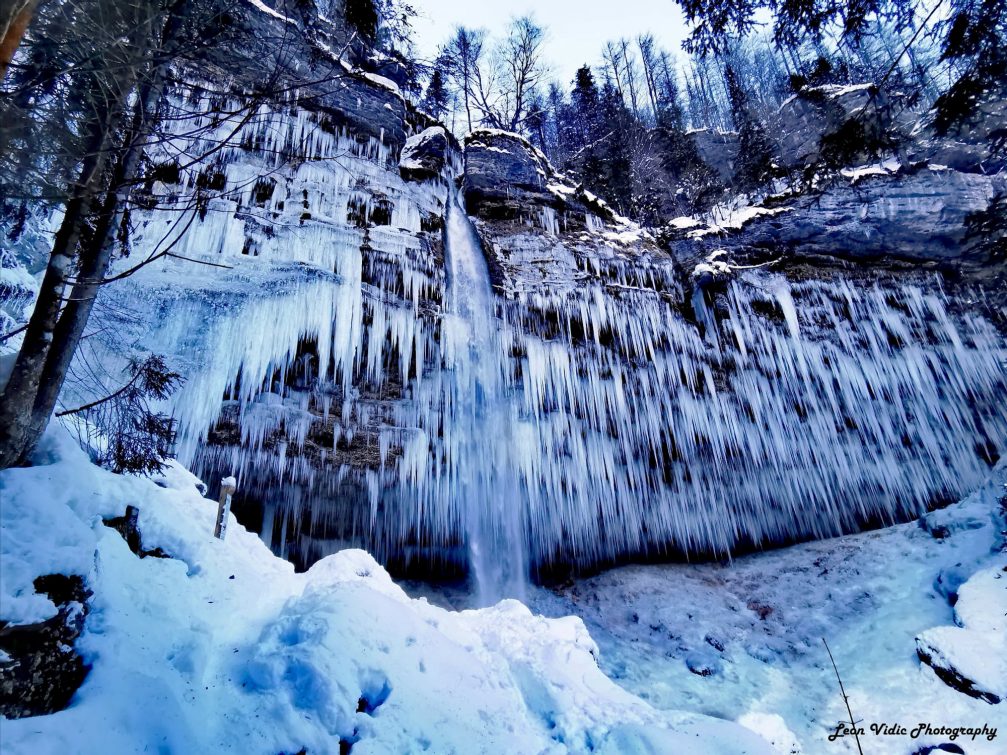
left=0, top=428, right=773, bottom=754
left=529, top=466, right=1007, bottom=754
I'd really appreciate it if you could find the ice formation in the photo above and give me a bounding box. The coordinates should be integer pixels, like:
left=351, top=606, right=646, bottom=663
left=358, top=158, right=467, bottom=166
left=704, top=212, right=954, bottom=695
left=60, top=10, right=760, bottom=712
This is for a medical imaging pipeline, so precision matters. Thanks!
left=80, top=89, right=1007, bottom=582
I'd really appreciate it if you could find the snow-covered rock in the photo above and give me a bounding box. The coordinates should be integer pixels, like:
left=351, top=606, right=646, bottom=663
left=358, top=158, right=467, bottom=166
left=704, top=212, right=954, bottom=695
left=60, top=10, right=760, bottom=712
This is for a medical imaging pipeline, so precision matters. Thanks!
left=916, top=565, right=1007, bottom=705
left=399, top=126, right=451, bottom=181
left=691, top=250, right=734, bottom=290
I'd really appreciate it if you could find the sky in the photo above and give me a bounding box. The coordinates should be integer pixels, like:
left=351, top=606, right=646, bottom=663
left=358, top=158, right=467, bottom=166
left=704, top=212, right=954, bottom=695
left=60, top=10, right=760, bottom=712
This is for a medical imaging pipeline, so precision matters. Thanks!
left=411, top=0, right=691, bottom=86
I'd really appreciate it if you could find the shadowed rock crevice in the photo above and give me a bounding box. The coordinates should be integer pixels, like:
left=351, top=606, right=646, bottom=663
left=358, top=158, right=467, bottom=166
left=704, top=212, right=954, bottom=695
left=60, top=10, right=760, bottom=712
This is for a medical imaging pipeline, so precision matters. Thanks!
left=0, top=574, right=91, bottom=718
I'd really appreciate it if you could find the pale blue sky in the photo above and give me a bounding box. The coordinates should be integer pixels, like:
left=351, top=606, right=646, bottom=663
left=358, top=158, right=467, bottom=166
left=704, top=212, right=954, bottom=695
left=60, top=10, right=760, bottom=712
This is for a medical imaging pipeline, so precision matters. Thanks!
left=412, top=0, right=690, bottom=86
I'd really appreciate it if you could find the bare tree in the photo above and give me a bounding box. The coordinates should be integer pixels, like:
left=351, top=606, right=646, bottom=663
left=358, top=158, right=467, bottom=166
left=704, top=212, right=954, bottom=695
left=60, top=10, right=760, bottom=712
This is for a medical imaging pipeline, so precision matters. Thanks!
left=602, top=41, right=624, bottom=94
left=441, top=26, right=485, bottom=132
left=618, top=39, right=642, bottom=117
left=495, top=16, right=548, bottom=131
left=638, top=34, right=661, bottom=122
left=440, top=17, right=547, bottom=134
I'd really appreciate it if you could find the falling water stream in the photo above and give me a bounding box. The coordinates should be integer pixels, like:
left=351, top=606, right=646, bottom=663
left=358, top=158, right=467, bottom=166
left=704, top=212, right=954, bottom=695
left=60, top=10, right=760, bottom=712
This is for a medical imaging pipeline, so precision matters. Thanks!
left=443, top=190, right=528, bottom=605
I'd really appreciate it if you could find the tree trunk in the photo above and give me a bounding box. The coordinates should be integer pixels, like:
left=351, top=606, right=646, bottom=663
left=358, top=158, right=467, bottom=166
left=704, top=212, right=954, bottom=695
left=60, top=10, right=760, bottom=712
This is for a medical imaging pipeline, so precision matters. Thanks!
left=0, top=118, right=119, bottom=468
left=27, top=65, right=169, bottom=450
left=0, top=0, right=37, bottom=79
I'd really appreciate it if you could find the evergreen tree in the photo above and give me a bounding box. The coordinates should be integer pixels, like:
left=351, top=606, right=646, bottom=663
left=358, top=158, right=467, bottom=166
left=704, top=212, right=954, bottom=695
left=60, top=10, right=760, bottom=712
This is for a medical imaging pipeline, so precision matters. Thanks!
left=723, top=63, right=779, bottom=192
left=592, top=82, right=636, bottom=215
left=679, top=0, right=1006, bottom=135
left=560, top=66, right=607, bottom=198
left=544, top=81, right=568, bottom=163
left=933, top=0, right=1007, bottom=137
left=569, top=65, right=602, bottom=145
left=422, top=66, right=450, bottom=121
left=524, top=90, right=549, bottom=151
left=655, top=53, right=686, bottom=130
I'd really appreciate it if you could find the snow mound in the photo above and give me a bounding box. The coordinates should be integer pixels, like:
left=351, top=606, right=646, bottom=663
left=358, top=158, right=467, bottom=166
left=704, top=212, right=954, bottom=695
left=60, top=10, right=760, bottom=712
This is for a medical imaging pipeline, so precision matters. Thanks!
left=0, top=428, right=772, bottom=754
left=916, top=563, right=1007, bottom=705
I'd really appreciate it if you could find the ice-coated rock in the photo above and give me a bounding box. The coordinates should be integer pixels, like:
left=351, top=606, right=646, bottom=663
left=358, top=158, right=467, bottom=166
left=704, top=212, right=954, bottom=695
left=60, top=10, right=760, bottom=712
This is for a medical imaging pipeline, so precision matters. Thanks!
left=6, top=0, right=1004, bottom=588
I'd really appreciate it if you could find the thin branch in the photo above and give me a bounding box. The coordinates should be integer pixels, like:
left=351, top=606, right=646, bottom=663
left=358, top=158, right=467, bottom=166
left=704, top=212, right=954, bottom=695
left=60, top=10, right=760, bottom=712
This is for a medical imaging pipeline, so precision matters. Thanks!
left=55, top=369, right=141, bottom=417
left=823, top=637, right=864, bottom=755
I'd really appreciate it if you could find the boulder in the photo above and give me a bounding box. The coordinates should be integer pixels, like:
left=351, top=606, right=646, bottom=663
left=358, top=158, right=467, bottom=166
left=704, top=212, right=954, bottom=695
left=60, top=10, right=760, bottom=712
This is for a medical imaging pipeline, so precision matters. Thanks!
left=462, top=129, right=625, bottom=231
left=685, top=650, right=723, bottom=677
left=0, top=574, right=91, bottom=718
left=196, top=0, right=436, bottom=151
left=463, top=129, right=557, bottom=218
left=399, top=126, right=450, bottom=181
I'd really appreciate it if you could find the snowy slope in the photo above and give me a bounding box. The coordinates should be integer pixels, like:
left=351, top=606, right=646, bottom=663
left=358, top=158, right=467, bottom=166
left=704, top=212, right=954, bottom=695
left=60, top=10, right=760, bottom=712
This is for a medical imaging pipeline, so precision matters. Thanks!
left=0, top=428, right=773, bottom=754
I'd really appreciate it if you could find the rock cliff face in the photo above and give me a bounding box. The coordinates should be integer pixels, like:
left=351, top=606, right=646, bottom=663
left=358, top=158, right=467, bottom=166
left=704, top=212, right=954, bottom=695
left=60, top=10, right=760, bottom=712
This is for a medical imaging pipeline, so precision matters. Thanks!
left=688, top=128, right=739, bottom=183
left=912, top=97, right=1007, bottom=174
left=775, top=83, right=890, bottom=170
left=462, top=129, right=625, bottom=235
left=674, top=94, right=1007, bottom=324
left=64, top=0, right=457, bottom=573
left=703, top=165, right=1002, bottom=263
left=75, top=34, right=1007, bottom=581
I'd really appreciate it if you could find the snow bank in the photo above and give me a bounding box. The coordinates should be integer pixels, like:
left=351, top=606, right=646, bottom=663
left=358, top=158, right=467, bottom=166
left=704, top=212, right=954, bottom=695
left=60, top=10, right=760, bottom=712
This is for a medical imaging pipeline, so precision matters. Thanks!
left=0, top=428, right=772, bottom=754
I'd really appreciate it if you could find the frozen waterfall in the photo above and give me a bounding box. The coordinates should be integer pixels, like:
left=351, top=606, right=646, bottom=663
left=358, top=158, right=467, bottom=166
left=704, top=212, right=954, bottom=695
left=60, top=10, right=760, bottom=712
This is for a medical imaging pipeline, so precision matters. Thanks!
left=77, top=94, right=1007, bottom=585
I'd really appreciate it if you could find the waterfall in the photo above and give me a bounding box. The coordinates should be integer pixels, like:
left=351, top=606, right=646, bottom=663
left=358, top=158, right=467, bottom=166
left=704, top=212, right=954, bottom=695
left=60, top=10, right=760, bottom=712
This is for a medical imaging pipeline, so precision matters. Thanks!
left=442, top=190, right=527, bottom=605
left=79, top=93, right=1007, bottom=583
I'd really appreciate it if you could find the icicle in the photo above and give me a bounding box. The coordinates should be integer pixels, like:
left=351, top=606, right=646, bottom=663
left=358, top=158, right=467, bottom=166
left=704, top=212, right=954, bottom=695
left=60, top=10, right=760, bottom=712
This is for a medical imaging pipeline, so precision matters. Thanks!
left=81, top=89, right=1007, bottom=584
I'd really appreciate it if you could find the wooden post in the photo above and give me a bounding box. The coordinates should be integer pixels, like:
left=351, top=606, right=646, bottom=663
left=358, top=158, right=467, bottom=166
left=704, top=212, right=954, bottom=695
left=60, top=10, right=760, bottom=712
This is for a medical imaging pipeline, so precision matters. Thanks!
left=214, top=476, right=237, bottom=540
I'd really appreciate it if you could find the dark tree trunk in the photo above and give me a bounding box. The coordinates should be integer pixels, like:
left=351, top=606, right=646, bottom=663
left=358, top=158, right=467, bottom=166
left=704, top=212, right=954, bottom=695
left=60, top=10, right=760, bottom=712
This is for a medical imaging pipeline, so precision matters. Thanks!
left=0, top=118, right=120, bottom=468
left=26, top=73, right=168, bottom=451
